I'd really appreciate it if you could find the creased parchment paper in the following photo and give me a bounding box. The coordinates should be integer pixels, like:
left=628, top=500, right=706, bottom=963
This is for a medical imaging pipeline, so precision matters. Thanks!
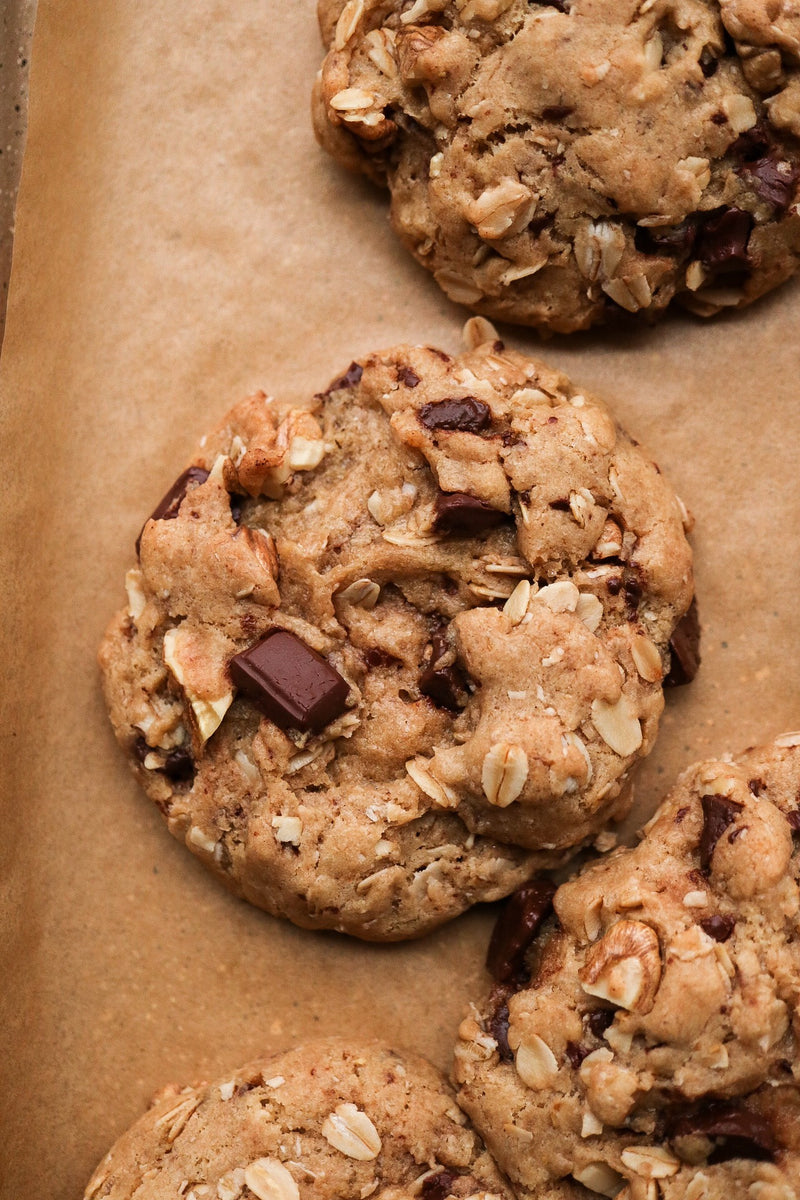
left=1, top=2, right=799, bottom=1197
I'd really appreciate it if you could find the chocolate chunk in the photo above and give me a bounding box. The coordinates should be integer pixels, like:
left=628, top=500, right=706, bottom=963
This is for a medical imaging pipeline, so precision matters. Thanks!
left=664, top=598, right=700, bottom=687
left=743, top=155, right=799, bottom=212
left=229, top=492, right=247, bottom=525
left=162, top=746, right=196, bottom=782
left=699, top=794, right=743, bottom=871
left=565, top=1040, right=591, bottom=1069
left=542, top=104, right=573, bottom=120
left=132, top=735, right=195, bottom=783
left=418, top=396, right=492, bottom=434
left=419, top=627, right=468, bottom=711
left=487, top=992, right=513, bottom=1061
left=364, top=647, right=400, bottom=668
left=622, top=566, right=642, bottom=619
left=137, top=466, right=210, bottom=554
left=699, top=914, right=735, bottom=942
left=667, top=1102, right=777, bottom=1163
left=585, top=1008, right=615, bottom=1039
left=324, top=362, right=363, bottom=394
left=635, top=220, right=697, bottom=258
left=434, top=492, right=507, bottom=536
left=699, top=46, right=719, bottom=77
left=786, top=810, right=800, bottom=833
left=674, top=805, right=690, bottom=823
left=229, top=629, right=349, bottom=733
left=748, top=778, right=765, bottom=796
left=421, top=1171, right=458, bottom=1200
left=695, top=207, right=753, bottom=276
left=396, top=365, right=420, bottom=387
left=486, top=877, right=557, bottom=983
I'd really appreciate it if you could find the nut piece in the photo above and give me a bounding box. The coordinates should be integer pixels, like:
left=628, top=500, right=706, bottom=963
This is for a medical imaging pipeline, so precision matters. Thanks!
left=244, top=1158, right=300, bottom=1200
left=322, top=1103, right=382, bottom=1160
left=515, top=1035, right=559, bottom=1089
left=162, top=626, right=233, bottom=743
left=590, top=695, right=643, bottom=757
left=620, top=1146, right=681, bottom=1179
left=572, top=1163, right=625, bottom=1197
left=579, top=920, right=662, bottom=1013
left=464, top=180, right=537, bottom=241
left=536, top=580, right=580, bottom=612
left=482, top=742, right=529, bottom=807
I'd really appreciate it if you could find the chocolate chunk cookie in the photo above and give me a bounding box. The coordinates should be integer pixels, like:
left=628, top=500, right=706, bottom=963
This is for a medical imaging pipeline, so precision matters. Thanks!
left=98, top=325, right=694, bottom=939
left=83, top=1039, right=515, bottom=1200
left=314, top=0, right=800, bottom=332
left=454, top=733, right=800, bottom=1200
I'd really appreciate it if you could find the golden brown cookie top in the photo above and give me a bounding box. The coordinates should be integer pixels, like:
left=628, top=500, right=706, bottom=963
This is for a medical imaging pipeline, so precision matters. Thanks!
left=84, top=1038, right=515, bottom=1200
left=314, top=0, right=800, bottom=331
left=455, top=733, right=800, bottom=1200
left=99, top=325, right=694, bottom=939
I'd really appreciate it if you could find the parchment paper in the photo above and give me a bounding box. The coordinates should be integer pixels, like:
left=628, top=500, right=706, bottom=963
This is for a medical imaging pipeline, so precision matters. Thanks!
left=1, top=3, right=799, bottom=1197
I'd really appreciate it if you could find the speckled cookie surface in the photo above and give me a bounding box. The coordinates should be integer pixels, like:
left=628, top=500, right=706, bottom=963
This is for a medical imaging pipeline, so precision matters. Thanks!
left=314, top=0, right=800, bottom=332
left=98, top=328, right=694, bottom=939
left=83, top=1038, right=516, bottom=1200
left=454, top=733, right=800, bottom=1200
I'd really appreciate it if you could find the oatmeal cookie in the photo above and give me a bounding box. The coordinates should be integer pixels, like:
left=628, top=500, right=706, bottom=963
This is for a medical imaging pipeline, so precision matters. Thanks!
left=454, top=733, right=800, bottom=1200
left=83, top=1038, right=515, bottom=1200
left=98, top=325, right=695, bottom=939
left=314, top=0, right=800, bottom=332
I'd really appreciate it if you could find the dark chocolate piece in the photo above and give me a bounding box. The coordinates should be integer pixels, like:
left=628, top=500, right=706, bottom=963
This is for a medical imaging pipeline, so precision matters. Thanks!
left=487, top=992, right=513, bottom=1061
left=565, top=1040, right=591, bottom=1069
left=786, top=810, right=800, bottom=833
left=396, top=365, right=420, bottom=388
left=664, top=598, right=700, bottom=687
left=419, top=627, right=467, bottom=711
left=162, top=746, right=196, bottom=782
left=667, top=1102, right=777, bottom=1163
left=229, top=492, right=247, bottom=525
left=585, top=1008, right=615, bottom=1039
left=542, top=104, right=573, bottom=120
left=699, top=794, right=743, bottom=871
left=418, top=396, right=492, bottom=434
left=324, top=362, right=363, bottom=394
left=695, top=207, right=753, bottom=276
left=136, top=466, right=209, bottom=554
left=635, top=220, right=697, bottom=258
left=744, top=155, right=800, bottom=212
left=699, top=914, right=735, bottom=942
left=699, top=46, right=719, bottom=76
left=229, top=629, right=349, bottom=733
left=421, top=1171, right=457, bottom=1200
left=434, top=492, right=507, bottom=536
left=486, top=877, right=557, bottom=983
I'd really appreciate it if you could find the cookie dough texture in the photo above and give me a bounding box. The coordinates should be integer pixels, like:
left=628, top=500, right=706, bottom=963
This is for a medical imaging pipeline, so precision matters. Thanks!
left=99, top=331, right=694, bottom=939
left=454, top=734, right=800, bottom=1200
left=83, top=1039, right=515, bottom=1200
left=314, top=0, right=800, bottom=332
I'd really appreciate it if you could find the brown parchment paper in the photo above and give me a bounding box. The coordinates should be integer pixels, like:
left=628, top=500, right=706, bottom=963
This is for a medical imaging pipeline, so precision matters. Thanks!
left=1, top=2, right=799, bottom=1196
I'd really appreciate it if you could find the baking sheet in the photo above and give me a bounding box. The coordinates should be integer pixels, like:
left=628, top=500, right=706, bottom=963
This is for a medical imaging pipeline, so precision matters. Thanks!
left=1, top=2, right=799, bottom=1196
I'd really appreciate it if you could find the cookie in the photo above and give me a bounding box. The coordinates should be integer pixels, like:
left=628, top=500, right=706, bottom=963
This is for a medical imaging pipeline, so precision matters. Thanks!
left=98, top=324, right=695, bottom=939
left=454, top=732, right=800, bottom=1200
left=313, top=0, right=800, bottom=333
left=83, top=1038, right=515, bottom=1200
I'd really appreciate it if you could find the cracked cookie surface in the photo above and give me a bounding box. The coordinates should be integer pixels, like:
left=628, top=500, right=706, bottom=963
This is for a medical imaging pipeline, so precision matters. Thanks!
left=454, top=733, right=800, bottom=1200
left=98, top=327, right=694, bottom=939
left=83, top=1038, right=515, bottom=1200
left=314, top=0, right=800, bottom=332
